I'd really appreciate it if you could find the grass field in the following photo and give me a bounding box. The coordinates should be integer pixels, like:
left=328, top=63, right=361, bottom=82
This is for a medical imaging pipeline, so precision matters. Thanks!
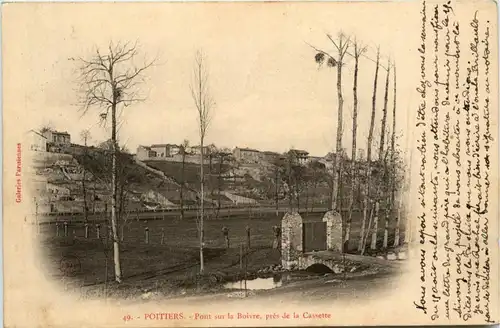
left=38, top=210, right=406, bottom=297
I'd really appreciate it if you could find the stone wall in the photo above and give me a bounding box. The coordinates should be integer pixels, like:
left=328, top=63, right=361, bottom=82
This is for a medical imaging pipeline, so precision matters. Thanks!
left=281, top=212, right=303, bottom=270
left=323, top=210, right=343, bottom=252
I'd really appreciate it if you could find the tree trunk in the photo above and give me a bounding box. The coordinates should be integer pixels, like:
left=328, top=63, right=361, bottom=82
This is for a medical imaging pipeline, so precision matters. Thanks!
left=380, top=61, right=391, bottom=249
left=275, top=168, right=279, bottom=217
left=361, top=201, right=374, bottom=255
left=305, top=183, right=309, bottom=215
left=295, top=180, right=300, bottom=213
left=379, top=61, right=390, bottom=162
left=370, top=201, right=380, bottom=250
left=358, top=48, right=380, bottom=253
left=82, top=138, right=88, bottom=222
left=111, top=102, right=122, bottom=283
left=331, top=53, right=344, bottom=213
left=199, top=139, right=205, bottom=274
left=346, top=45, right=360, bottom=244
left=92, top=183, right=96, bottom=215
left=311, top=180, right=317, bottom=213
left=180, top=151, right=185, bottom=220
left=82, top=161, right=88, bottom=222
left=287, top=158, right=293, bottom=212
left=217, top=155, right=223, bottom=218
left=209, top=153, right=215, bottom=214
left=392, top=64, right=400, bottom=247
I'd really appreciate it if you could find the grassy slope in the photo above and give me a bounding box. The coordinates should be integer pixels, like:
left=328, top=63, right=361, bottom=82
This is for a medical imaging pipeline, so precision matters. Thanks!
left=69, top=147, right=198, bottom=206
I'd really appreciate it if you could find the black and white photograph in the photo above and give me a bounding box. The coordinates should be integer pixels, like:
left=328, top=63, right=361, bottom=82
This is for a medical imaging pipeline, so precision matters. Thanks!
left=2, top=1, right=498, bottom=327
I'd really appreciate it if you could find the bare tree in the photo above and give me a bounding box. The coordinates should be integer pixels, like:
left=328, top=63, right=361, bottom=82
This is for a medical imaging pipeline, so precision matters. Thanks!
left=345, top=38, right=367, bottom=247
left=379, top=59, right=391, bottom=161
left=391, top=62, right=400, bottom=247
left=190, top=50, right=215, bottom=274
left=371, top=61, right=391, bottom=249
left=311, top=33, right=350, bottom=212
left=80, top=129, right=92, bottom=223
left=39, top=122, right=55, bottom=134
left=359, top=47, right=380, bottom=253
left=273, top=156, right=285, bottom=217
left=179, top=139, right=190, bottom=220
left=73, top=41, right=155, bottom=283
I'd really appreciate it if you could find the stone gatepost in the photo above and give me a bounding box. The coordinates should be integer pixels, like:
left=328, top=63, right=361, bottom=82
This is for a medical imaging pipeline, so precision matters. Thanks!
left=322, top=211, right=343, bottom=252
left=281, top=212, right=303, bottom=270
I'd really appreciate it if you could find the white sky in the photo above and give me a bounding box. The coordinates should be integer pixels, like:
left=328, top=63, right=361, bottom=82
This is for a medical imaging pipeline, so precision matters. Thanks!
left=5, top=2, right=420, bottom=157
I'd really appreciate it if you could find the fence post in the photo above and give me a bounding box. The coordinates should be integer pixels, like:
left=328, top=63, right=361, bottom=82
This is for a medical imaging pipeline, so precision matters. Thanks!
left=96, top=224, right=100, bottom=239
left=56, top=222, right=60, bottom=237
left=84, top=223, right=89, bottom=239
left=64, top=221, right=68, bottom=237
left=145, top=226, right=149, bottom=244
left=272, top=225, right=281, bottom=250
left=222, top=226, right=229, bottom=248
left=240, top=244, right=243, bottom=270
left=136, top=208, right=139, bottom=221
left=161, top=228, right=165, bottom=245
left=246, top=226, right=251, bottom=250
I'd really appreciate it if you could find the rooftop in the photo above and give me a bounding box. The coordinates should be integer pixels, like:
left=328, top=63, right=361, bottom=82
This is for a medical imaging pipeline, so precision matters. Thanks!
left=51, top=131, right=71, bottom=136
left=29, top=129, right=48, bottom=139
left=150, top=143, right=179, bottom=148
left=290, top=149, right=309, bottom=155
left=236, top=147, right=260, bottom=153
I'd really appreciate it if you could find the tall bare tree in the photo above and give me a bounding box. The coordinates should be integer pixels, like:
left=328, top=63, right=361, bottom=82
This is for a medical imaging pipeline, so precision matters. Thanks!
left=391, top=62, right=400, bottom=247
left=311, top=33, right=350, bottom=212
left=73, top=41, right=155, bottom=282
left=80, top=129, right=91, bottom=223
left=379, top=59, right=391, bottom=161
left=358, top=47, right=380, bottom=253
left=371, top=61, right=391, bottom=249
left=190, top=50, right=215, bottom=274
left=273, top=156, right=285, bottom=217
left=179, top=139, right=190, bottom=220
left=345, top=39, right=367, bottom=247
left=377, top=59, right=391, bottom=249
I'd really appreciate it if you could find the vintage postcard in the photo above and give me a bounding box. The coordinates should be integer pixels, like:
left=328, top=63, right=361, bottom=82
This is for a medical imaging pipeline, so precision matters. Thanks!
left=2, top=0, right=498, bottom=327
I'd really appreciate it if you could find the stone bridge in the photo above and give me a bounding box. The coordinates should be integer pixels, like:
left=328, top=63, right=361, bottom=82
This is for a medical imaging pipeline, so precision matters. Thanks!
left=280, top=211, right=406, bottom=272
left=281, top=211, right=344, bottom=271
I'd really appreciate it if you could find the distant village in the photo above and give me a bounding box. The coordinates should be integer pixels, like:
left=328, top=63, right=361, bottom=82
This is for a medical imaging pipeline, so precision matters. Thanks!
left=137, top=143, right=366, bottom=169
left=28, top=127, right=368, bottom=171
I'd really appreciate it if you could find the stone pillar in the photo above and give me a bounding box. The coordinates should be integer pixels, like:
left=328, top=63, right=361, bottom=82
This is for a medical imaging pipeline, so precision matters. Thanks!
left=281, top=212, right=303, bottom=270
left=322, top=211, right=343, bottom=252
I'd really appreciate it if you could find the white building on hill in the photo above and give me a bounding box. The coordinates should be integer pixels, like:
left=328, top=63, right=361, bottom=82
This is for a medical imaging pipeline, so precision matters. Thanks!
left=27, top=129, right=48, bottom=152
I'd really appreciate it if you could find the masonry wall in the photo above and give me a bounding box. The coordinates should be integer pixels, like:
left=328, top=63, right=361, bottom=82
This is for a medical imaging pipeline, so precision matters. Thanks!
left=281, top=212, right=303, bottom=270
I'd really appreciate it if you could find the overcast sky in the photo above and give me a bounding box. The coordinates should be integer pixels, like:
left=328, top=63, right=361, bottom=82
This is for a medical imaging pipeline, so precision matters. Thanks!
left=5, top=2, right=421, bottom=157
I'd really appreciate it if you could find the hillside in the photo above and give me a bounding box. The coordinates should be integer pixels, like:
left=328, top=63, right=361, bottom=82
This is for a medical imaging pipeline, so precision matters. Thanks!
left=143, top=160, right=260, bottom=205
left=30, top=143, right=339, bottom=215
left=31, top=145, right=199, bottom=214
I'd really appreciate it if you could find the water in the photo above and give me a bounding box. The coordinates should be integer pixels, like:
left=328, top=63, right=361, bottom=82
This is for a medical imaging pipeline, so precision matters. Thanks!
left=224, top=275, right=283, bottom=290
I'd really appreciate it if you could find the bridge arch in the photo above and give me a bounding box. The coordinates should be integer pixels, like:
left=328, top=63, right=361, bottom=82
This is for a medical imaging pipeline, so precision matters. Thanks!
left=305, top=263, right=334, bottom=273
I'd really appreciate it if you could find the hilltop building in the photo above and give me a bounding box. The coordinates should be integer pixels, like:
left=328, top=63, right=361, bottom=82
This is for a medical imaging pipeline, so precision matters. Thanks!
left=191, top=145, right=210, bottom=156
left=233, top=147, right=261, bottom=163
left=42, top=130, right=71, bottom=146
left=136, top=145, right=158, bottom=160
left=289, top=149, right=309, bottom=165
left=27, top=130, right=48, bottom=152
